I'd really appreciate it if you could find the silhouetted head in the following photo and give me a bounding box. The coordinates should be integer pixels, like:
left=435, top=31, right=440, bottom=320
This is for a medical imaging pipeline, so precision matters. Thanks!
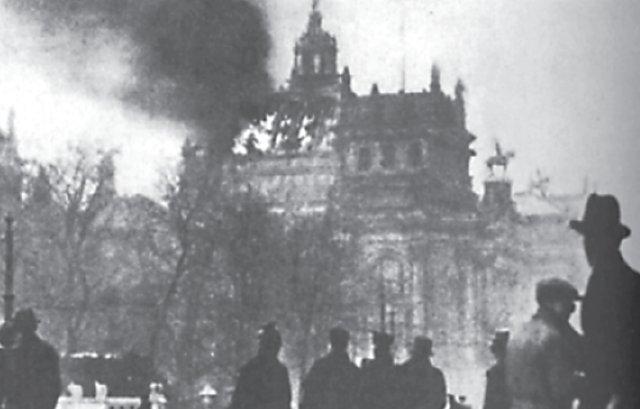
left=570, top=194, right=630, bottom=266
left=536, top=278, right=582, bottom=322
left=258, top=322, right=282, bottom=358
left=329, top=327, right=349, bottom=352
left=489, top=330, right=509, bottom=359
left=13, top=308, right=39, bottom=335
left=411, top=336, right=433, bottom=359
left=0, top=321, right=15, bottom=348
left=372, top=331, right=393, bottom=358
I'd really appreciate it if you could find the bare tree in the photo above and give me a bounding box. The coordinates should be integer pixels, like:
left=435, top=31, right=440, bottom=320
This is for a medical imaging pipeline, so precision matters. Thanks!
left=20, top=146, right=118, bottom=352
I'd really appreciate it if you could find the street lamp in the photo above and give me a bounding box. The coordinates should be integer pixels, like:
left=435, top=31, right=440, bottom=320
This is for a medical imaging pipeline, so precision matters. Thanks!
left=149, top=383, right=167, bottom=409
left=4, top=215, right=14, bottom=322
left=0, top=215, right=15, bottom=349
left=198, top=384, right=217, bottom=409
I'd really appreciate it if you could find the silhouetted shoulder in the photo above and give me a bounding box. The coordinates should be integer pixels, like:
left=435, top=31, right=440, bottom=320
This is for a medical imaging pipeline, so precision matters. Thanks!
left=28, top=338, right=59, bottom=365
left=487, top=361, right=505, bottom=375
left=431, top=366, right=445, bottom=381
left=40, top=339, right=59, bottom=356
left=240, top=356, right=262, bottom=372
left=275, top=360, right=289, bottom=374
left=310, top=355, right=332, bottom=370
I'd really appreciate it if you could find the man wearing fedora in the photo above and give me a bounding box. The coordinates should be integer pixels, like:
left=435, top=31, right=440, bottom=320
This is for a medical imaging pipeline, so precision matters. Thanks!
left=299, top=327, right=360, bottom=409
left=5, top=308, right=61, bottom=409
left=506, top=278, right=585, bottom=409
left=482, top=330, right=510, bottom=409
left=396, top=336, right=447, bottom=409
left=570, top=194, right=640, bottom=409
left=229, top=322, right=291, bottom=409
left=357, top=331, right=397, bottom=409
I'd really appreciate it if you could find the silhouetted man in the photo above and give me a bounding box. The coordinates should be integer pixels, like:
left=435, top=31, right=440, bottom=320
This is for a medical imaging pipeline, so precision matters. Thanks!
left=358, top=331, right=396, bottom=409
left=482, top=330, right=510, bottom=409
left=300, top=327, right=359, bottom=409
left=6, top=308, right=61, bottom=409
left=0, top=321, right=14, bottom=408
left=506, top=278, right=584, bottom=409
left=570, top=194, right=640, bottom=409
left=397, top=336, right=447, bottom=409
left=229, top=322, right=291, bottom=409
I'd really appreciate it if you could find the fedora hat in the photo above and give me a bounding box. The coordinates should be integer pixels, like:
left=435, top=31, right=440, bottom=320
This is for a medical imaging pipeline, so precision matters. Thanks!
left=372, top=331, right=393, bottom=348
left=570, top=194, right=631, bottom=239
left=13, top=308, right=40, bottom=332
left=329, top=326, right=350, bottom=346
left=258, top=321, right=282, bottom=351
left=490, top=329, right=509, bottom=354
left=412, top=336, right=433, bottom=356
left=536, top=277, right=583, bottom=304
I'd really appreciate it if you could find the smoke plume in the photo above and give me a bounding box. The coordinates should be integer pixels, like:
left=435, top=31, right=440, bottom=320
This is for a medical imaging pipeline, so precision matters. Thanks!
left=7, top=0, right=272, bottom=157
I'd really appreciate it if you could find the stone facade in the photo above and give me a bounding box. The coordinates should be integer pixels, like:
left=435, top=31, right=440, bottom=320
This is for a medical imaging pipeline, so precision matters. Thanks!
left=231, top=4, right=589, bottom=401
left=232, top=2, right=479, bottom=354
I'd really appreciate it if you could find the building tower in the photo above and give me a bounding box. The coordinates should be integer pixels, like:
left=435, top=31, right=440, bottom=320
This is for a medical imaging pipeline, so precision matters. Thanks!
left=289, top=0, right=342, bottom=98
left=0, top=110, right=22, bottom=211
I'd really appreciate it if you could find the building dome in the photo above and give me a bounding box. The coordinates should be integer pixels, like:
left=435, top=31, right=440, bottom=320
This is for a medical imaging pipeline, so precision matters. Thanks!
left=290, top=1, right=340, bottom=94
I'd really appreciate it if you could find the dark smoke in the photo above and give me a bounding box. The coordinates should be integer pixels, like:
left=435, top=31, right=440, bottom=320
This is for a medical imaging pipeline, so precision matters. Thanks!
left=7, top=0, right=272, bottom=157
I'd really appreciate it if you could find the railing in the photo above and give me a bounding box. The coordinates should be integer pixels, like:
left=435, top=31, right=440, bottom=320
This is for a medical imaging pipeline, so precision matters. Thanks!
left=56, top=397, right=141, bottom=409
left=56, top=383, right=167, bottom=409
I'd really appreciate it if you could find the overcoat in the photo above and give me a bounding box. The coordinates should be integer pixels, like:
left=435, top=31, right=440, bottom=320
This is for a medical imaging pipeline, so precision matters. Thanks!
left=5, top=335, right=61, bottom=409
left=300, top=350, right=359, bottom=409
left=229, top=354, right=291, bottom=409
left=506, top=309, right=583, bottom=409
left=357, top=355, right=396, bottom=409
left=483, top=361, right=510, bottom=409
left=580, top=252, right=640, bottom=409
left=396, top=358, right=447, bottom=409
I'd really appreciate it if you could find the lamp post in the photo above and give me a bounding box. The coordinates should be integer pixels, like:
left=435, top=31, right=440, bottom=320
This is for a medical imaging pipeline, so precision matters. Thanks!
left=149, top=383, right=167, bottom=409
left=4, top=215, right=14, bottom=322
left=198, top=384, right=217, bottom=409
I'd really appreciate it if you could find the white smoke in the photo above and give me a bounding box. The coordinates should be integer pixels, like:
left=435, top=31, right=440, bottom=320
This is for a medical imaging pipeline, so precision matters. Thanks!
left=0, top=5, right=186, bottom=198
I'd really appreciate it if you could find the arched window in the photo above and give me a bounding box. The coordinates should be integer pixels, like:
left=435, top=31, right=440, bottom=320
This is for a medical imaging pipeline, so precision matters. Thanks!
left=379, top=258, right=405, bottom=294
left=375, top=256, right=414, bottom=353
left=324, top=52, right=334, bottom=74
left=408, top=141, right=423, bottom=168
left=296, top=54, right=303, bottom=74
left=380, top=143, right=397, bottom=169
left=357, top=146, right=372, bottom=172
left=313, top=54, right=322, bottom=74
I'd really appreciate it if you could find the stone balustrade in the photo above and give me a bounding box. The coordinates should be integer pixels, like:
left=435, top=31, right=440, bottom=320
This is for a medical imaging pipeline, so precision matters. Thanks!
left=56, top=397, right=141, bottom=409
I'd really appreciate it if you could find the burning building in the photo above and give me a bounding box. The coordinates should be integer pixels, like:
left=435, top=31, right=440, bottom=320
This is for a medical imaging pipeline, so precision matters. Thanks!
left=229, top=2, right=589, bottom=402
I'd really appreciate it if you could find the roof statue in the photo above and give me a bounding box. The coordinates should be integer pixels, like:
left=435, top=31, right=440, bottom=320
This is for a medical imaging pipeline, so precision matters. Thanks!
left=312, top=0, right=319, bottom=12
left=486, top=141, right=515, bottom=176
left=7, top=108, right=14, bottom=138
left=529, top=169, right=551, bottom=197
left=455, top=79, right=466, bottom=102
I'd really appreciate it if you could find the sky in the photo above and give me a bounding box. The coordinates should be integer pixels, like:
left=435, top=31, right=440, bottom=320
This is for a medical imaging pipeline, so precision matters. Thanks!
left=1, top=0, right=639, bottom=263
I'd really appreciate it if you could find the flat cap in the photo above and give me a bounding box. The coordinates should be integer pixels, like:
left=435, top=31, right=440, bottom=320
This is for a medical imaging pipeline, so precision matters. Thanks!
left=536, top=278, right=582, bottom=304
left=372, top=331, right=393, bottom=348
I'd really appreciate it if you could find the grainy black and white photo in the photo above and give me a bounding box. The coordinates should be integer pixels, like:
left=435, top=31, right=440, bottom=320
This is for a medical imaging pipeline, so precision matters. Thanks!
left=0, top=1, right=639, bottom=409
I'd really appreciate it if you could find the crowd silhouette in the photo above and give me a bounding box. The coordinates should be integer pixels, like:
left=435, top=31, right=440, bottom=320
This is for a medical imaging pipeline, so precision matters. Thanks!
left=0, top=308, right=61, bottom=409
left=229, top=194, right=640, bottom=409
left=230, top=323, right=449, bottom=409
left=0, top=194, right=638, bottom=409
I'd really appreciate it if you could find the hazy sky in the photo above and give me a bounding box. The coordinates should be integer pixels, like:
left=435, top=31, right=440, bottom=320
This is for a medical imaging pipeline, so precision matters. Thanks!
left=1, top=0, right=639, bottom=263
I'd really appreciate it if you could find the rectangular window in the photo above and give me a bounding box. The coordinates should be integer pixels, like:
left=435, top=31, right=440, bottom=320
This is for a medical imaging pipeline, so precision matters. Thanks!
left=357, top=146, right=372, bottom=171
left=408, top=141, right=423, bottom=168
left=313, top=54, right=321, bottom=74
left=296, top=54, right=303, bottom=74
left=380, top=143, right=397, bottom=169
